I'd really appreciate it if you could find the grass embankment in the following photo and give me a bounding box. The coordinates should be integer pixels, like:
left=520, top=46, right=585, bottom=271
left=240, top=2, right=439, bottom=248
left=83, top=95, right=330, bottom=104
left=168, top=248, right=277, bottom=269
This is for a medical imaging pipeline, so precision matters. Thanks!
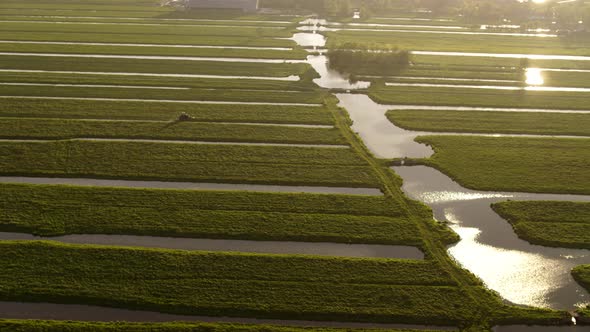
left=0, top=43, right=308, bottom=60
left=0, top=99, right=334, bottom=124
left=0, top=241, right=492, bottom=325
left=326, top=30, right=590, bottom=56
left=572, top=265, right=590, bottom=318
left=369, top=84, right=590, bottom=110
left=0, top=140, right=379, bottom=187
left=0, top=183, right=426, bottom=245
left=0, top=119, right=345, bottom=145
left=0, top=55, right=311, bottom=78
left=0, top=320, right=452, bottom=332
left=492, top=201, right=590, bottom=249
left=386, top=110, right=590, bottom=136
left=0, top=86, right=325, bottom=104
left=414, top=136, right=590, bottom=195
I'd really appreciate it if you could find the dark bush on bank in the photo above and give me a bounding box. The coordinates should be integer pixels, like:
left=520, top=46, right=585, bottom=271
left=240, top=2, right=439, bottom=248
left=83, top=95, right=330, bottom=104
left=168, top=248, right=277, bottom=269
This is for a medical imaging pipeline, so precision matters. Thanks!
left=327, top=45, right=410, bottom=76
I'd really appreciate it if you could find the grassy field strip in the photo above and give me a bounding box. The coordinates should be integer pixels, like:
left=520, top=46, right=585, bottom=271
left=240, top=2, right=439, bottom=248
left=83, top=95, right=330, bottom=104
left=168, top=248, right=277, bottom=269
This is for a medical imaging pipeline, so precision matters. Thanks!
left=0, top=52, right=306, bottom=63
left=0, top=87, right=325, bottom=104
left=383, top=76, right=520, bottom=84
left=0, top=69, right=301, bottom=83
left=491, top=201, right=590, bottom=250
left=0, top=42, right=307, bottom=60
left=0, top=177, right=384, bottom=196
left=0, top=22, right=293, bottom=38
left=0, top=55, right=311, bottom=77
left=370, top=85, right=590, bottom=110
left=327, top=23, right=466, bottom=30
left=0, top=319, right=459, bottom=332
left=0, top=233, right=424, bottom=259
left=0, top=20, right=290, bottom=29
left=0, top=241, right=490, bottom=325
left=0, top=40, right=294, bottom=51
left=414, top=136, right=590, bottom=195
left=0, top=99, right=333, bottom=124
left=384, top=82, right=590, bottom=93
left=325, top=27, right=556, bottom=38
left=412, top=51, right=590, bottom=62
left=0, top=140, right=379, bottom=187
left=0, top=31, right=295, bottom=47
left=0, top=138, right=349, bottom=149
left=0, top=16, right=295, bottom=26
left=0, top=82, right=189, bottom=90
left=386, top=110, right=590, bottom=136
left=0, top=96, right=323, bottom=107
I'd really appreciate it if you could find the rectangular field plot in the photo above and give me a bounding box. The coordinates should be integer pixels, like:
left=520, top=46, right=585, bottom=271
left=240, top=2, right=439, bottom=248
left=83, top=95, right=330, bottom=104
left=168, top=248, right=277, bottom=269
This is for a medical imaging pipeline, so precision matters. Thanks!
left=0, top=183, right=422, bottom=244
left=0, top=99, right=334, bottom=124
left=0, top=241, right=487, bottom=325
left=0, top=119, right=345, bottom=145
left=0, top=141, right=379, bottom=187
left=386, top=110, right=590, bottom=136
left=416, top=136, right=590, bottom=195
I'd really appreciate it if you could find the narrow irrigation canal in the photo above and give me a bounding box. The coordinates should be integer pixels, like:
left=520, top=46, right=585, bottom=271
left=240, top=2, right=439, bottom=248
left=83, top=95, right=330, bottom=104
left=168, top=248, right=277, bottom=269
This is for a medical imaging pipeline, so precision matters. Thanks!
left=298, top=19, right=590, bottom=313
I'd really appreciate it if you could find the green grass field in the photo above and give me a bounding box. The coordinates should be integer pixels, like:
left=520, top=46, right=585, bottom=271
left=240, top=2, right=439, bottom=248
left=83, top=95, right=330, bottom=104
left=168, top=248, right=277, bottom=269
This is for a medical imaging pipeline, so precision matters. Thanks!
left=0, top=55, right=311, bottom=78
left=370, top=84, right=590, bottom=110
left=0, top=320, right=454, bottom=332
left=0, top=140, right=380, bottom=187
left=0, top=118, right=345, bottom=145
left=491, top=201, right=590, bottom=249
left=0, top=99, right=334, bottom=124
left=386, top=110, right=590, bottom=136
left=0, top=183, right=428, bottom=245
left=572, top=265, right=590, bottom=318
left=0, top=241, right=530, bottom=326
left=414, top=136, right=590, bottom=195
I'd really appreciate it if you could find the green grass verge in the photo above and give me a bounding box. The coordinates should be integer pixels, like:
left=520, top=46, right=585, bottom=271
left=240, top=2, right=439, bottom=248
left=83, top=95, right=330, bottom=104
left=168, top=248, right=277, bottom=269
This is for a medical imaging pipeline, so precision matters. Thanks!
left=0, top=99, right=334, bottom=124
left=386, top=110, right=590, bottom=136
left=0, top=140, right=379, bottom=187
left=0, top=118, right=345, bottom=145
left=415, top=136, right=590, bottom=195
left=369, top=84, right=590, bottom=110
left=0, top=55, right=311, bottom=78
left=0, top=241, right=494, bottom=325
left=491, top=201, right=590, bottom=249
left=0, top=183, right=425, bottom=245
left=0, top=320, right=452, bottom=332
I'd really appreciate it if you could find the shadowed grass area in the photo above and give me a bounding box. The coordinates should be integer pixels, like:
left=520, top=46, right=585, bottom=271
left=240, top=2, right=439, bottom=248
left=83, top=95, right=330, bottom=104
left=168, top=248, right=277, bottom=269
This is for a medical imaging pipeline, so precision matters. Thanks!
left=415, top=136, right=590, bottom=195
left=386, top=110, right=590, bottom=136
left=572, top=265, right=590, bottom=318
left=491, top=201, right=590, bottom=249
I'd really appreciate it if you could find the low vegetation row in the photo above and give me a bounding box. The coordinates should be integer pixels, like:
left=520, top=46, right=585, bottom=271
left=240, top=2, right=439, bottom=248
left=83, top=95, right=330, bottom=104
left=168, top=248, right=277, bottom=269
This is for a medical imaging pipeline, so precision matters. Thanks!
left=328, top=45, right=410, bottom=77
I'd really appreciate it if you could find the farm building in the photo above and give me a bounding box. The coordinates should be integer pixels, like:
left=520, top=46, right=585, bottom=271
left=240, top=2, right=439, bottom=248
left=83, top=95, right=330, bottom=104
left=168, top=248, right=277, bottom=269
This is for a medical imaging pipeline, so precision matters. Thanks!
left=185, top=0, right=259, bottom=12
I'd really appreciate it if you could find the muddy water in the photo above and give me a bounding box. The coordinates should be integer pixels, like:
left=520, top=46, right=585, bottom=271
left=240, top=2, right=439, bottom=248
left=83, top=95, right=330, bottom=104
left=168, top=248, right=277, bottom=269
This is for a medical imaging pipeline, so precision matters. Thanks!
left=0, top=69, right=301, bottom=81
left=0, top=232, right=422, bottom=259
left=0, top=302, right=456, bottom=330
left=0, top=176, right=382, bottom=196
